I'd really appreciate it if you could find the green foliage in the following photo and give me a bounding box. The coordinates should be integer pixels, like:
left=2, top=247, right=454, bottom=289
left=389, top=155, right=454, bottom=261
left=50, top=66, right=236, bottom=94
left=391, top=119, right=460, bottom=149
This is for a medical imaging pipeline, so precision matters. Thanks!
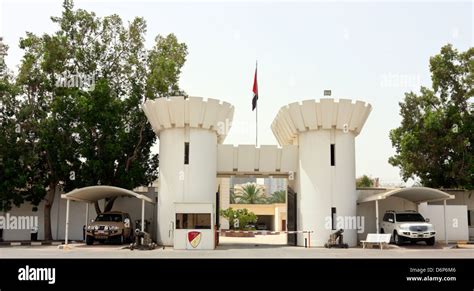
left=234, top=183, right=266, bottom=204
left=0, top=36, right=50, bottom=212
left=267, top=190, right=286, bottom=203
left=356, top=175, right=374, bottom=188
left=229, top=188, right=237, bottom=204
left=389, top=44, right=473, bottom=189
left=0, top=0, right=188, bottom=238
left=219, top=207, right=258, bottom=230
left=146, top=34, right=188, bottom=98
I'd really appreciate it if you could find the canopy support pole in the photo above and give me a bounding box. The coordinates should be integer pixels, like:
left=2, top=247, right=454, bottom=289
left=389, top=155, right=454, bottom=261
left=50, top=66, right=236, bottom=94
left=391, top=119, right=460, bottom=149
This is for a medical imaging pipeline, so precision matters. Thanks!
left=141, top=199, right=145, bottom=244
left=85, top=203, right=89, bottom=241
left=443, top=199, right=448, bottom=245
left=375, top=199, right=380, bottom=234
left=141, top=199, right=145, bottom=232
left=65, top=199, right=70, bottom=245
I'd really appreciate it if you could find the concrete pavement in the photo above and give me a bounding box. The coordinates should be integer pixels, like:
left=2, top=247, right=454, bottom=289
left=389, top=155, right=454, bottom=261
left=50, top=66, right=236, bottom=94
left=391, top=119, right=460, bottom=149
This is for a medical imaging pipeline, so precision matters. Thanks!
left=0, top=234, right=473, bottom=258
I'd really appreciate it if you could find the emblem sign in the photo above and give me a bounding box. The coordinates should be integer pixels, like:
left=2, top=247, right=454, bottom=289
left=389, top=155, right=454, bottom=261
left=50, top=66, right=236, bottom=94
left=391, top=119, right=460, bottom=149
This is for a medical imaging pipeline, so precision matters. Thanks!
left=188, top=231, right=202, bottom=248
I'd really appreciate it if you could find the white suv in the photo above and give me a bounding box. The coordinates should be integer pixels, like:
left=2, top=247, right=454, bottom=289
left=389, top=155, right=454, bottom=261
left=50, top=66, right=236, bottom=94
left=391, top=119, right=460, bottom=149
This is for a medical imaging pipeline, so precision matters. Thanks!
left=381, top=210, right=436, bottom=246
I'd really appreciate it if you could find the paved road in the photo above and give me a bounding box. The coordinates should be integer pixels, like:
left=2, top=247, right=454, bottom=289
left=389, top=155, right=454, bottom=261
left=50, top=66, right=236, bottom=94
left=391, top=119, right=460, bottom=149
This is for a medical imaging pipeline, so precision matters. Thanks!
left=0, top=235, right=473, bottom=258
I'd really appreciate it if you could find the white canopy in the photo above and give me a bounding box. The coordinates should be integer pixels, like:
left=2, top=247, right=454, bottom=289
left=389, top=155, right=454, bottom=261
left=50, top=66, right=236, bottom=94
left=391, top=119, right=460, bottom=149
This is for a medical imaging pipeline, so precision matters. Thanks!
left=357, top=187, right=454, bottom=204
left=61, top=185, right=154, bottom=204
left=358, top=187, right=454, bottom=244
left=61, top=185, right=155, bottom=246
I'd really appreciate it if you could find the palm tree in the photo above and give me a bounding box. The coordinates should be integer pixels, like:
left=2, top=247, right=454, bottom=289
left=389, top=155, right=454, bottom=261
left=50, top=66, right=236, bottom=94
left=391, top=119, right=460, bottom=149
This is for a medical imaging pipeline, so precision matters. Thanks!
left=229, top=188, right=238, bottom=204
left=235, top=183, right=266, bottom=204
left=268, top=190, right=286, bottom=203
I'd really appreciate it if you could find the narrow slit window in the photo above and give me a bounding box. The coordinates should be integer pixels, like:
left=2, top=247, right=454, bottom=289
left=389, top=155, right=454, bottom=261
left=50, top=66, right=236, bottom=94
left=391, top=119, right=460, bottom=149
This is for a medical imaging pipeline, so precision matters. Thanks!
left=331, top=207, right=337, bottom=230
left=330, top=144, right=335, bottom=166
left=184, top=142, right=189, bottom=165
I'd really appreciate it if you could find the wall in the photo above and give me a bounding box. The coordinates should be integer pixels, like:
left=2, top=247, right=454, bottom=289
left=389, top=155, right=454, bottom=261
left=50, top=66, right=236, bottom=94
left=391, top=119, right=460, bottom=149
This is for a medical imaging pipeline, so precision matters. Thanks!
left=157, top=128, right=185, bottom=245
left=174, top=203, right=215, bottom=250
left=217, top=144, right=298, bottom=175
left=274, top=204, right=287, bottom=232
left=419, top=203, right=469, bottom=242
left=430, top=190, right=474, bottom=239
left=218, top=178, right=230, bottom=229
left=297, top=129, right=358, bottom=246
left=0, top=189, right=157, bottom=241
left=158, top=127, right=218, bottom=246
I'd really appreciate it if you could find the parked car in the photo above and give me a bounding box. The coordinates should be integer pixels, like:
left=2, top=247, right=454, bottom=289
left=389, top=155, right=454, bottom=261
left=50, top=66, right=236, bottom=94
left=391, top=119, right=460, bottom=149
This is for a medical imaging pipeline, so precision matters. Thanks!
left=85, top=211, right=133, bottom=245
left=381, top=210, right=436, bottom=246
left=256, top=223, right=267, bottom=230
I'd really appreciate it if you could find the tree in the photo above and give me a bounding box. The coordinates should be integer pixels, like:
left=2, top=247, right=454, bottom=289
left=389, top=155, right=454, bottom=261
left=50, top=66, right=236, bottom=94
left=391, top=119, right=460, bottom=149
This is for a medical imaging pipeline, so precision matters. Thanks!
left=389, top=44, right=473, bottom=189
left=0, top=37, right=8, bottom=76
left=267, top=190, right=286, bottom=203
left=0, top=38, right=46, bottom=213
left=219, top=208, right=235, bottom=229
left=356, top=175, right=374, bottom=188
left=9, top=0, right=188, bottom=239
left=229, top=188, right=237, bottom=204
left=235, top=183, right=266, bottom=204
left=46, top=1, right=186, bottom=214
left=219, top=207, right=258, bottom=230
left=14, top=26, right=85, bottom=240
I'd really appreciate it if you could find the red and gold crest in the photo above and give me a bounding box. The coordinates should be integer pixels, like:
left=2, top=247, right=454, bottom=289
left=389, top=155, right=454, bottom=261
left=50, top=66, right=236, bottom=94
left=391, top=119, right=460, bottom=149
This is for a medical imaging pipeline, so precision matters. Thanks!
left=188, top=231, right=201, bottom=248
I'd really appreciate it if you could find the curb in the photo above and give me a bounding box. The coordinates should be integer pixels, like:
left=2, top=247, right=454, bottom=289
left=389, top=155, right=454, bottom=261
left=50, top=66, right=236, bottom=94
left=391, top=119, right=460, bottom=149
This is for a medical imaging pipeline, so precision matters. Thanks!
left=0, top=241, right=74, bottom=246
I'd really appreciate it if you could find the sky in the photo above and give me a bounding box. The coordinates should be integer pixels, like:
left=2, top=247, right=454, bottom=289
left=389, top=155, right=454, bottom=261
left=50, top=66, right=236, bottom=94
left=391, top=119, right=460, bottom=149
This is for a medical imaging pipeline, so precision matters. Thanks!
left=1, top=0, right=472, bottom=186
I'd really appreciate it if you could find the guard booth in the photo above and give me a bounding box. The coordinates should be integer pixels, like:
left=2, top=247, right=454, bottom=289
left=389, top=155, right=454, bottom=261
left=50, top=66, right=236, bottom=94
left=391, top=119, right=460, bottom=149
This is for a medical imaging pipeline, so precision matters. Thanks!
left=173, top=203, right=215, bottom=250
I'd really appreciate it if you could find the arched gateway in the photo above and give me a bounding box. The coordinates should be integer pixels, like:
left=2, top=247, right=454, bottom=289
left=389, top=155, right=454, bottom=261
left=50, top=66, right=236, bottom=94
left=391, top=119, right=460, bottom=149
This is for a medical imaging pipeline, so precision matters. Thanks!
left=142, top=96, right=372, bottom=249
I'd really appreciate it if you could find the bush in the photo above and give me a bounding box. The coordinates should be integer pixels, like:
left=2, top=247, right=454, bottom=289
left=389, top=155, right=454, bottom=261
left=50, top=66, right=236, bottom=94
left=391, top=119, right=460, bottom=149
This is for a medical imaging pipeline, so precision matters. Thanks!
left=219, top=207, right=257, bottom=230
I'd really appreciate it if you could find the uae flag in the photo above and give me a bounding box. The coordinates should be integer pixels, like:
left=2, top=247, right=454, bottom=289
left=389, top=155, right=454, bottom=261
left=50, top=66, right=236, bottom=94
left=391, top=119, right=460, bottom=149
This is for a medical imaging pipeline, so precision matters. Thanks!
left=252, top=65, right=258, bottom=111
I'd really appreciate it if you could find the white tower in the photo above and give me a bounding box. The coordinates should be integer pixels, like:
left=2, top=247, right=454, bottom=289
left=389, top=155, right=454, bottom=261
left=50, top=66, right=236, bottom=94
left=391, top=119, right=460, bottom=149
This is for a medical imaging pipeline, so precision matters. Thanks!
left=271, top=99, right=371, bottom=247
left=143, top=97, right=234, bottom=246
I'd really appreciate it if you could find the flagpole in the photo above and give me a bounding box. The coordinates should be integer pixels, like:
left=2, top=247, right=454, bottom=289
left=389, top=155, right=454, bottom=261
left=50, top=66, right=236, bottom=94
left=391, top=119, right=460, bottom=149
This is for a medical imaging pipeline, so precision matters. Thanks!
left=255, top=60, right=258, bottom=147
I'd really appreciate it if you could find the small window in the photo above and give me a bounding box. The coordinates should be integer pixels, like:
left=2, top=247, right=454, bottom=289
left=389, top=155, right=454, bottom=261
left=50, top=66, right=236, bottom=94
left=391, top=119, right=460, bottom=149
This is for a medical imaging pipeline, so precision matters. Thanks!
left=330, top=144, right=335, bottom=166
left=388, top=213, right=394, bottom=222
left=331, top=207, right=337, bottom=230
left=383, top=213, right=394, bottom=222
left=184, top=142, right=189, bottom=165
left=176, top=213, right=211, bottom=229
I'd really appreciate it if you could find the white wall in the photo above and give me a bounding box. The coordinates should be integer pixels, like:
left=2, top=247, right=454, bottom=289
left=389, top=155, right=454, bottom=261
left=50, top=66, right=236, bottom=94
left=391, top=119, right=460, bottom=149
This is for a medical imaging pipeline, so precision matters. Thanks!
left=174, top=203, right=215, bottom=250
left=332, top=130, right=357, bottom=246
left=216, top=144, right=298, bottom=175
left=218, top=178, right=230, bottom=229
left=296, top=130, right=331, bottom=247
left=157, top=128, right=185, bottom=246
left=157, top=127, right=218, bottom=246
left=419, top=203, right=469, bottom=242
left=186, top=128, right=217, bottom=204
left=435, top=190, right=474, bottom=239
left=1, top=190, right=156, bottom=241
left=174, top=229, right=215, bottom=250
left=296, top=129, right=358, bottom=247
left=0, top=190, right=92, bottom=241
